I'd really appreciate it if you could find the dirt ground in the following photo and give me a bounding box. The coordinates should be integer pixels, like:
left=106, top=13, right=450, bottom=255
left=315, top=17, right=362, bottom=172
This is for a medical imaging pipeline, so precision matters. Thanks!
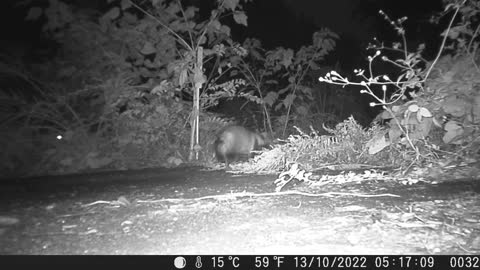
left=0, top=166, right=479, bottom=254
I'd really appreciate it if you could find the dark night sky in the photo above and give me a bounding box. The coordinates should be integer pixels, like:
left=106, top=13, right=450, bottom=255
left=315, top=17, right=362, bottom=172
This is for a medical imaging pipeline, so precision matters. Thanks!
left=0, top=0, right=445, bottom=68
left=239, top=0, right=445, bottom=68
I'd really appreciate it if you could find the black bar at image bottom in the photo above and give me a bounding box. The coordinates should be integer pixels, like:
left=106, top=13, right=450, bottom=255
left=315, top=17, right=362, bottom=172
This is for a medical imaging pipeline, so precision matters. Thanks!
left=1, top=255, right=479, bottom=269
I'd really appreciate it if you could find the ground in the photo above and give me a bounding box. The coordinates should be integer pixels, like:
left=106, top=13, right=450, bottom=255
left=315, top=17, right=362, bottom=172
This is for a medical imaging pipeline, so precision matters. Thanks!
left=0, top=166, right=479, bottom=254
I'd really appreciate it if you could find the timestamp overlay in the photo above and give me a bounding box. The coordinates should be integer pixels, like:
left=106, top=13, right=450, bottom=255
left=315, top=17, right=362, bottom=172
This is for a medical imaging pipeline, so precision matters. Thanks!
left=174, top=255, right=480, bottom=269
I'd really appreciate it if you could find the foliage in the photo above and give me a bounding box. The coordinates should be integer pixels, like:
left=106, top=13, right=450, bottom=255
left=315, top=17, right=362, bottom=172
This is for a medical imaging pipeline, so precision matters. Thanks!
left=202, top=78, right=247, bottom=109
left=14, top=0, right=254, bottom=174
left=0, top=54, right=103, bottom=176
left=425, top=55, right=480, bottom=146
left=319, top=0, right=480, bottom=169
left=251, top=116, right=400, bottom=175
left=225, top=30, right=339, bottom=137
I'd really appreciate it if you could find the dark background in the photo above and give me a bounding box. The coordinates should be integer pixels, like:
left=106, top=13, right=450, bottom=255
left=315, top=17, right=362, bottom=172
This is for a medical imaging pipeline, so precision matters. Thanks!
left=0, top=0, right=445, bottom=68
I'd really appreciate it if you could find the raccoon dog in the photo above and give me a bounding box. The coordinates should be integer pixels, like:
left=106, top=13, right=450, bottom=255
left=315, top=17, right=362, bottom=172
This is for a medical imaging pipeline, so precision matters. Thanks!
left=214, top=125, right=269, bottom=168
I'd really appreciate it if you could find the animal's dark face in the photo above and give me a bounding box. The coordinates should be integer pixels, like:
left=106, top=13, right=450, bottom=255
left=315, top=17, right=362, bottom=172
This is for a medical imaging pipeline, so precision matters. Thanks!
left=258, top=132, right=273, bottom=147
